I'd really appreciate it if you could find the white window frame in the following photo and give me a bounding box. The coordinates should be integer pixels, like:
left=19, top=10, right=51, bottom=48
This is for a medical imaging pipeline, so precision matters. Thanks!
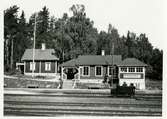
left=120, top=67, right=127, bottom=72
left=108, top=66, right=114, bottom=76
left=30, top=62, right=36, bottom=71
left=95, top=66, right=103, bottom=77
left=45, top=62, right=51, bottom=71
left=128, top=67, right=135, bottom=72
left=136, top=67, right=143, bottom=72
left=82, top=66, right=90, bottom=77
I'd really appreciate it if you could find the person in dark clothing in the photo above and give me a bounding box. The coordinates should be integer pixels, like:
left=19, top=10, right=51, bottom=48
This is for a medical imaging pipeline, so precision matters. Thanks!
left=122, top=82, right=127, bottom=87
left=130, top=83, right=135, bottom=95
left=103, top=74, right=108, bottom=83
left=130, top=83, right=135, bottom=88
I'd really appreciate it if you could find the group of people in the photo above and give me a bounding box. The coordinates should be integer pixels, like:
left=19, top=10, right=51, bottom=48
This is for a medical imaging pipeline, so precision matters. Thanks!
left=103, top=74, right=135, bottom=89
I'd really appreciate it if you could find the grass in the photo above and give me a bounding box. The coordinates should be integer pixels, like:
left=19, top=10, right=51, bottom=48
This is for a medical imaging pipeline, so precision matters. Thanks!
left=145, top=78, right=162, bottom=90
left=9, top=74, right=57, bottom=80
left=4, top=77, right=59, bottom=88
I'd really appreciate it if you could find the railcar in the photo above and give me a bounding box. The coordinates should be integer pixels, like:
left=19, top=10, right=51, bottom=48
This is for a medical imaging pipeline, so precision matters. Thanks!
left=111, top=84, right=135, bottom=97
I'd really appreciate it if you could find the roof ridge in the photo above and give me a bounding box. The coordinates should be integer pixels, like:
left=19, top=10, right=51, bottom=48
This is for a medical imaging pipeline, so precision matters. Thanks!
left=21, top=48, right=58, bottom=61
left=118, top=57, right=147, bottom=66
left=26, top=48, right=54, bottom=50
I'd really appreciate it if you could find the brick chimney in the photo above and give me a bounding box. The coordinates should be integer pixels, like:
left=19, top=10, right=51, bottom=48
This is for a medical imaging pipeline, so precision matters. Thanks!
left=101, top=50, right=105, bottom=56
left=41, top=43, right=46, bottom=50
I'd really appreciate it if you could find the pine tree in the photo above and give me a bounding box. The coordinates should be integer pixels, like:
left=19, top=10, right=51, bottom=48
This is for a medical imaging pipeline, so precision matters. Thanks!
left=4, top=5, right=19, bottom=71
left=14, top=11, right=31, bottom=63
left=36, top=6, right=50, bottom=48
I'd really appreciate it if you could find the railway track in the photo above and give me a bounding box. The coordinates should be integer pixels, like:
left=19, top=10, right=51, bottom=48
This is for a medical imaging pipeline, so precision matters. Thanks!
left=4, top=92, right=162, bottom=116
left=4, top=92, right=162, bottom=98
left=4, top=107, right=161, bottom=116
left=4, top=100, right=162, bottom=108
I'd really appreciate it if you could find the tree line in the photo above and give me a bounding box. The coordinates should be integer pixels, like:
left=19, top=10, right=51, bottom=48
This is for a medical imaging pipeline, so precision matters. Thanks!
left=4, top=5, right=163, bottom=80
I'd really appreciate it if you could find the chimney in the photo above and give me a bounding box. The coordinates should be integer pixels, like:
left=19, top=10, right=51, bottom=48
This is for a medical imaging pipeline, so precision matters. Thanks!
left=101, top=50, right=105, bottom=56
left=41, top=43, right=46, bottom=50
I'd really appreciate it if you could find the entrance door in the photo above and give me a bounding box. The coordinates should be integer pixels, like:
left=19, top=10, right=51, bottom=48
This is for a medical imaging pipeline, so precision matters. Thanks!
left=63, top=67, right=78, bottom=80
left=20, top=65, right=24, bottom=74
left=67, top=68, right=74, bottom=80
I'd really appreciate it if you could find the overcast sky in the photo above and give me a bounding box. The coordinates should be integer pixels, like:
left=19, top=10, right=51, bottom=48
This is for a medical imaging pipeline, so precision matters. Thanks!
left=3, top=0, right=166, bottom=49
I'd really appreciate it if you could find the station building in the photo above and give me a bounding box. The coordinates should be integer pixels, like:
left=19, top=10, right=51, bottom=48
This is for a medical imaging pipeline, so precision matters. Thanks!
left=61, top=51, right=147, bottom=90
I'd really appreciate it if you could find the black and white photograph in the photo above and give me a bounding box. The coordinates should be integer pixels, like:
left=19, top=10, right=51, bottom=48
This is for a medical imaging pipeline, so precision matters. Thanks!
left=2, top=0, right=166, bottom=118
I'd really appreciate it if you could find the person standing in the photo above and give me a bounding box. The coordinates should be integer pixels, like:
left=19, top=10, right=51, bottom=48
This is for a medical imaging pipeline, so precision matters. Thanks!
left=103, top=74, right=108, bottom=83
left=58, top=77, right=63, bottom=89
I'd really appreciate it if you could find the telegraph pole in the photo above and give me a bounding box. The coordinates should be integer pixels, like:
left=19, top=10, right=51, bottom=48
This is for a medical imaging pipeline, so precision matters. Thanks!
left=61, top=21, right=64, bottom=63
left=32, top=13, right=37, bottom=78
left=10, top=37, right=13, bottom=70
left=111, top=43, right=114, bottom=87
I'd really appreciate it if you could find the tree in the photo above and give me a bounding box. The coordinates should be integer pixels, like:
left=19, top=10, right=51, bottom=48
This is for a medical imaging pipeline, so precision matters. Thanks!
left=107, top=24, right=121, bottom=55
left=118, top=35, right=128, bottom=59
left=51, top=13, right=71, bottom=62
left=150, top=48, right=163, bottom=80
left=125, top=31, right=137, bottom=58
left=13, top=11, right=31, bottom=64
left=4, top=5, right=163, bottom=81
left=4, top=5, right=19, bottom=71
left=28, top=6, right=50, bottom=49
left=36, top=6, right=50, bottom=48
left=97, top=24, right=123, bottom=56
left=97, top=31, right=109, bottom=55
left=67, top=4, right=98, bottom=58
left=135, top=34, right=153, bottom=64
left=49, top=16, right=57, bottom=33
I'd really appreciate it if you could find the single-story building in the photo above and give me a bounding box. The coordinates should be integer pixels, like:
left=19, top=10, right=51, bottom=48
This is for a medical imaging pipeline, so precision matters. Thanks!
left=117, top=58, right=147, bottom=89
left=61, top=51, right=147, bottom=90
left=21, top=43, right=59, bottom=77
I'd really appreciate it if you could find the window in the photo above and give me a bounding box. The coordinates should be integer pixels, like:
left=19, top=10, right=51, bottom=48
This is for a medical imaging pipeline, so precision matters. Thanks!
left=128, top=67, right=135, bottom=72
left=95, top=66, right=102, bottom=76
left=45, top=62, right=51, bottom=71
left=120, top=67, right=127, bottom=72
left=108, top=66, right=114, bottom=75
left=136, top=67, right=143, bottom=72
left=83, top=66, right=89, bottom=76
left=30, top=62, right=36, bottom=71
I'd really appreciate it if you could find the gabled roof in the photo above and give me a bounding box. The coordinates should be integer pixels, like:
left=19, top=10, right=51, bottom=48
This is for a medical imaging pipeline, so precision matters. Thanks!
left=61, top=55, right=122, bottom=67
left=78, top=55, right=122, bottom=65
left=117, top=58, right=147, bottom=66
left=21, top=49, right=59, bottom=61
left=61, top=59, right=79, bottom=67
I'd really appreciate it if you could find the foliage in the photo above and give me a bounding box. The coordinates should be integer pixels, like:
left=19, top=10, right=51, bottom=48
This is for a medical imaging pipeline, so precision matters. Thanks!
left=4, top=4, right=163, bottom=80
left=4, top=6, right=32, bottom=71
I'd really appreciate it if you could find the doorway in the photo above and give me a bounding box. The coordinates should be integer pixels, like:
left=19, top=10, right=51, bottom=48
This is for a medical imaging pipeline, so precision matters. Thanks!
left=20, top=65, right=24, bottom=74
left=66, top=68, right=78, bottom=80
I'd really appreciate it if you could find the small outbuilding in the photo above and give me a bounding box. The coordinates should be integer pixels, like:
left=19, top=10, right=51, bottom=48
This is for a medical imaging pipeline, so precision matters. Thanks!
left=21, top=43, right=59, bottom=77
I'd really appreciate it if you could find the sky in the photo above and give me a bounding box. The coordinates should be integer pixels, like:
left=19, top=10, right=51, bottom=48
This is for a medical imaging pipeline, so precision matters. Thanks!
left=2, top=0, right=166, bottom=49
